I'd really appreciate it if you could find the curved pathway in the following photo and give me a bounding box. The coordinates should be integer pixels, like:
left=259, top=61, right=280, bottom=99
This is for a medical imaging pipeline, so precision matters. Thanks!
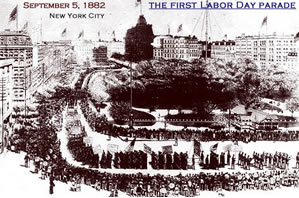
left=56, top=104, right=299, bottom=177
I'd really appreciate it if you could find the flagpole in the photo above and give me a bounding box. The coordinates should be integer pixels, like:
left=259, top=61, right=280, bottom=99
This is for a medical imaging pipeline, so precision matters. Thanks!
left=205, top=0, right=208, bottom=61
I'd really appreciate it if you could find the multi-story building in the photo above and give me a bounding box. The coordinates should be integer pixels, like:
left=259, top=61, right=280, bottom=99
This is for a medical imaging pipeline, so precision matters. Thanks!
left=235, top=33, right=298, bottom=68
left=0, top=30, right=33, bottom=105
left=125, top=15, right=154, bottom=61
left=152, top=35, right=203, bottom=61
left=107, top=40, right=125, bottom=58
left=31, top=41, right=72, bottom=97
left=93, top=46, right=107, bottom=63
left=0, top=59, right=14, bottom=121
left=73, top=39, right=124, bottom=64
left=294, top=33, right=299, bottom=69
left=211, top=40, right=235, bottom=61
left=72, top=40, right=101, bottom=65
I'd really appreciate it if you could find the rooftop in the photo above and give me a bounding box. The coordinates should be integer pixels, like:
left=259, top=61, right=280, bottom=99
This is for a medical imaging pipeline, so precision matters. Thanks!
left=0, top=30, right=30, bottom=37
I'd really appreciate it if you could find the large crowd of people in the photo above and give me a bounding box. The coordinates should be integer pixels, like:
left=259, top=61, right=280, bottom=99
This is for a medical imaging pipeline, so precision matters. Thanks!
left=67, top=135, right=99, bottom=168
left=151, top=151, right=188, bottom=170
left=113, top=151, right=147, bottom=169
left=21, top=157, right=299, bottom=197
left=6, top=85, right=299, bottom=197
left=79, top=99, right=299, bottom=143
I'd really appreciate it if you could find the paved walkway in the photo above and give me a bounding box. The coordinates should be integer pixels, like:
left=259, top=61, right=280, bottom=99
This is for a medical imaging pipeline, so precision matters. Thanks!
left=55, top=104, right=299, bottom=176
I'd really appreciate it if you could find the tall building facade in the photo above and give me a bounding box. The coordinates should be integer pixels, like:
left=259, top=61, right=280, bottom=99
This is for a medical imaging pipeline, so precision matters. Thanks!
left=125, top=15, right=154, bottom=61
left=31, top=41, right=72, bottom=96
left=72, top=40, right=97, bottom=65
left=235, top=33, right=298, bottom=68
left=0, top=30, right=33, bottom=104
left=295, top=33, right=299, bottom=67
left=0, top=59, right=13, bottom=121
left=152, top=35, right=203, bottom=62
left=93, top=46, right=107, bottom=63
left=107, top=40, right=125, bottom=58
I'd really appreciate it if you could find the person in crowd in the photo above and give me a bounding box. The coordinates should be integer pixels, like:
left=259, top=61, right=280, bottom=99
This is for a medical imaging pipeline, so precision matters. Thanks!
left=49, top=175, right=55, bottom=194
left=231, top=155, right=235, bottom=170
left=296, top=152, right=299, bottom=169
left=227, top=151, right=231, bottom=166
left=24, top=154, right=29, bottom=168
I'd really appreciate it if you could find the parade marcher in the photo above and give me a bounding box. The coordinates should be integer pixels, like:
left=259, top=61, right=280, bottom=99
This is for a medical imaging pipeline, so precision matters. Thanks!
left=24, top=154, right=29, bottom=168
left=205, top=155, right=209, bottom=168
left=296, top=153, right=299, bottom=169
left=49, top=175, right=55, bottom=194
left=231, top=155, right=235, bottom=170
left=200, top=151, right=204, bottom=165
left=227, top=151, right=231, bottom=166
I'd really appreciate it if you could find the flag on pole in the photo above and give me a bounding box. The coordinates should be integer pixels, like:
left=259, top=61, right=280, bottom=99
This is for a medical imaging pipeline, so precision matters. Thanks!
left=135, top=0, right=141, bottom=6
left=162, top=145, right=173, bottom=154
left=21, top=22, right=28, bottom=32
left=144, top=143, right=152, bottom=154
left=125, top=137, right=136, bottom=152
left=61, top=28, right=67, bottom=37
left=9, top=6, right=18, bottom=22
left=98, top=31, right=100, bottom=37
left=177, top=24, right=183, bottom=33
left=112, top=30, right=116, bottom=41
left=210, top=143, right=218, bottom=152
left=194, top=139, right=201, bottom=157
left=261, top=16, right=267, bottom=27
left=78, top=30, right=84, bottom=38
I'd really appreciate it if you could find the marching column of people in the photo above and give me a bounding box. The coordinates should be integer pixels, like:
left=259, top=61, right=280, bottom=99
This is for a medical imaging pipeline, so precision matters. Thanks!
left=67, top=136, right=99, bottom=168
left=80, top=99, right=299, bottom=143
left=113, top=151, right=147, bottom=169
left=150, top=151, right=188, bottom=170
left=252, top=151, right=291, bottom=170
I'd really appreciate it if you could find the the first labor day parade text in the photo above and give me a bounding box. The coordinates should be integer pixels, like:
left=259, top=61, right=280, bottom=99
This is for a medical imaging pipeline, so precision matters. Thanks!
left=149, top=1, right=296, bottom=9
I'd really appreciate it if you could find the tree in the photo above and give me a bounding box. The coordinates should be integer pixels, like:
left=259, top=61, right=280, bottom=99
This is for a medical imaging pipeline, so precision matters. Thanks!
left=286, top=97, right=299, bottom=117
left=109, top=101, right=131, bottom=122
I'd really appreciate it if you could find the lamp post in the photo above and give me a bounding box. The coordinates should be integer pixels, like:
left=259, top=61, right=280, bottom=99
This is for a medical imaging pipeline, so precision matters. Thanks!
left=129, top=62, right=134, bottom=129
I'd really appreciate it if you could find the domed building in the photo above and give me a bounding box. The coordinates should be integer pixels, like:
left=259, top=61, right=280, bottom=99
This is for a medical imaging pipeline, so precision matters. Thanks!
left=125, top=15, right=154, bottom=62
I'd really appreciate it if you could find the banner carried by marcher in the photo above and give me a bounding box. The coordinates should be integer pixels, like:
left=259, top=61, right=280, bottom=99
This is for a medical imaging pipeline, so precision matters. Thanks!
left=92, top=145, right=101, bottom=154
left=107, top=144, right=118, bottom=153
left=125, top=137, right=136, bottom=152
left=144, top=143, right=152, bottom=154
left=83, top=137, right=92, bottom=145
left=162, top=145, right=173, bottom=154
left=210, top=143, right=218, bottom=152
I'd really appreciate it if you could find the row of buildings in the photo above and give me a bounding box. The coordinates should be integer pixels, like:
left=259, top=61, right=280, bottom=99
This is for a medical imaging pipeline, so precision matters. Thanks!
left=0, top=28, right=128, bottom=125
left=0, top=29, right=74, bottom=124
left=72, top=39, right=125, bottom=65
left=152, top=33, right=299, bottom=68
left=123, top=15, right=298, bottom=69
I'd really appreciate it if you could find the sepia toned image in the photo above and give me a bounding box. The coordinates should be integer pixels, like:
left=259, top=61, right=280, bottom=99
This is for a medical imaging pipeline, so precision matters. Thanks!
left=0, top=0, right=299, bottom=197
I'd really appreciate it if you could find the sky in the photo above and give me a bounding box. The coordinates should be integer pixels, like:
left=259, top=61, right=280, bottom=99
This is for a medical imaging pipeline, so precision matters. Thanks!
left=0, top=0, right=298, bottom=42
